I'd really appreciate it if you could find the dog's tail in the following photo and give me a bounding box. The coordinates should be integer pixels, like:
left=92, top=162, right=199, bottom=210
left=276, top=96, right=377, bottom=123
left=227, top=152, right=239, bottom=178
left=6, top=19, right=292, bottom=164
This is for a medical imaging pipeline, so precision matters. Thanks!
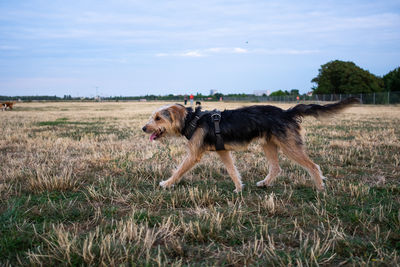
left=286, top=97, right=360, bottom=119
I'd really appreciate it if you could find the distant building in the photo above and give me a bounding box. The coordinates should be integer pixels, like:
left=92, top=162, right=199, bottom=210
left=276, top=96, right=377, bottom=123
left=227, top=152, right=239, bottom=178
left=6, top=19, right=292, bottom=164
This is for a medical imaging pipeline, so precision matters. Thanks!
left=253, top=90, right=270, bottom=96
left=210, top=89, right=218, bottom=95
left=307, top=92, right=313, bottom=96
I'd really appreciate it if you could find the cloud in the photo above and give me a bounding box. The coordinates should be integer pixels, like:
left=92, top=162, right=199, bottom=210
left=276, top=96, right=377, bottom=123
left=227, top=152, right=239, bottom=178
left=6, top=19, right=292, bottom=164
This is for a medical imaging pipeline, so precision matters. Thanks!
left=206, top=47, right=248, bottom=54
left=156, top=47, right=249, bottom=57
left=233, top=47, right=248, bottom=53
left=156, top=50, right=205, bottom=57
left=3, top=1, right=399, bottom=52
left=156, top=47, right=317, bottom=57
left=180, top=51, right=204, bottom=57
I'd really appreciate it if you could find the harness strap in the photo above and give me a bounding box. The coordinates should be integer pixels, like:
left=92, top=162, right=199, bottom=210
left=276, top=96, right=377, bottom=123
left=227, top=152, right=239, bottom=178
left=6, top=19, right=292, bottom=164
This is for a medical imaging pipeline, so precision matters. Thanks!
left=182, top=108, right=225, bottom=151
left=211, top=110, right=225, bottom=151
left=183, top=114, right=201, bottom=140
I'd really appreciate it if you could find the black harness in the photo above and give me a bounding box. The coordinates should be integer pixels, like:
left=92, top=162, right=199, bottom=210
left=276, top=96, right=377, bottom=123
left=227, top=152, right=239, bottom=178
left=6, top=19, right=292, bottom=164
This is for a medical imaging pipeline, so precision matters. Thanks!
left=181, top=109, right=225, bottom=150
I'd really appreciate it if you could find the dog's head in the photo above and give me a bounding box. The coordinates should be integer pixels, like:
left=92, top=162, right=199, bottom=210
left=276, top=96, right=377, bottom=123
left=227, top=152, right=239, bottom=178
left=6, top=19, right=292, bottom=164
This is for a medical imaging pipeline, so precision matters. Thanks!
left=142, top=104, right=187, bottom=141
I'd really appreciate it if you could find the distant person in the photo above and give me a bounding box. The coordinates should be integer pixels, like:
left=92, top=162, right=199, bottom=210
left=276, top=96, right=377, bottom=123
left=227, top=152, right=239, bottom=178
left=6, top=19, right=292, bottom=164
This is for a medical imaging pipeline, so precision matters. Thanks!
left=190, top=94, right=194, bottom=106
left=184, top=95, right=188, bottom=105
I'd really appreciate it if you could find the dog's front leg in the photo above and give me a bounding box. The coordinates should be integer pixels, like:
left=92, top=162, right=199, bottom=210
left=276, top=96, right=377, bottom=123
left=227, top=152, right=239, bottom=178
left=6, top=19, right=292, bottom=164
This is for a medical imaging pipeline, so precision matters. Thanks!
left=159, top=152, right=203, bottom=189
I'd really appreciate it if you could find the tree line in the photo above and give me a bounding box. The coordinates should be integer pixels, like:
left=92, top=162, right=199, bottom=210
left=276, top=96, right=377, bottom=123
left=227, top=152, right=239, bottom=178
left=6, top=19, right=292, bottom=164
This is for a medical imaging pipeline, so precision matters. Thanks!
left=0, top=93, right=240, bottom=101
left=1, top=60, right=399, bottom=101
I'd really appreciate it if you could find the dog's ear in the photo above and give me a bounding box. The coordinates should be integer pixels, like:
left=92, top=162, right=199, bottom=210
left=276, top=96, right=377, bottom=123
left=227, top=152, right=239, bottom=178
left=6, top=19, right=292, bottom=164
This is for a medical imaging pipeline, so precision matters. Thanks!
left=167, top=104, right=186, bottom=122
left=161, top=109, right=172, bottom=122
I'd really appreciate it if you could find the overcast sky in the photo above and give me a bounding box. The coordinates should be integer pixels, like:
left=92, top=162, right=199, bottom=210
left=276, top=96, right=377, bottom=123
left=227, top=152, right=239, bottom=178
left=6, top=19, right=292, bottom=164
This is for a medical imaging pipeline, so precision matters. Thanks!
left=1, top=0, right=399, bottom=97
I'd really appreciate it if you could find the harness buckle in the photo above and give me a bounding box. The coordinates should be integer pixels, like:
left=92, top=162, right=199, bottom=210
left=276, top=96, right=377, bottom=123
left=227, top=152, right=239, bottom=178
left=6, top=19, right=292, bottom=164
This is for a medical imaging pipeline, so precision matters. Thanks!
left=211, top=113, right=221, bottom=121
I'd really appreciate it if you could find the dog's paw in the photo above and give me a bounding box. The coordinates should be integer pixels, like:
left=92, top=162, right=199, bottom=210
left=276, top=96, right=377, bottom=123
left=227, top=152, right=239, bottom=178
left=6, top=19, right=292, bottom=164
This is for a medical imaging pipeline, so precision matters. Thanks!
left=316, top=182, right=325, bottom=191
left=233, top=183, right=244, bottom=193
left=159, top=180, right=174, bottom=189
left=256, top=180, right=265, bottom=187
left=257, top=180, right=272, bottom=187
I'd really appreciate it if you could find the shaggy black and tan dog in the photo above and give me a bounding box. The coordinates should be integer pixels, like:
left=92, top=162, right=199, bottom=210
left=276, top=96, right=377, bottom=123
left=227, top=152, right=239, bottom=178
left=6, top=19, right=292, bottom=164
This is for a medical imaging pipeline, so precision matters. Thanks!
left=142, top=98, right=359, bottom=192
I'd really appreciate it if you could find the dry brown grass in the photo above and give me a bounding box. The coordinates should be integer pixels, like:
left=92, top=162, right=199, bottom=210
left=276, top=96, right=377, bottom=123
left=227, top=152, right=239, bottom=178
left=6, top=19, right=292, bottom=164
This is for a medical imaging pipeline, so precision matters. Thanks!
left=0, top=101, right=399, bottom=266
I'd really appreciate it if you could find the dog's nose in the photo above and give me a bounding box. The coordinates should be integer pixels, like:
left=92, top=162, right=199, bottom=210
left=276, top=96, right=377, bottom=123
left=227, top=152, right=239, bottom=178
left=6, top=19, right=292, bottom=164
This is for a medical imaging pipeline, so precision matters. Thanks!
left=142, top=126, right=147, bottom=132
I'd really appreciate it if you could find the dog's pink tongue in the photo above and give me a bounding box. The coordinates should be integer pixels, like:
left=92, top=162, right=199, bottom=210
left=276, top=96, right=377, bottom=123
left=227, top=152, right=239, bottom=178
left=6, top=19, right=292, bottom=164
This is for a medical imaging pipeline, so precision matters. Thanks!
left=150, top=132, right=157, bottom=141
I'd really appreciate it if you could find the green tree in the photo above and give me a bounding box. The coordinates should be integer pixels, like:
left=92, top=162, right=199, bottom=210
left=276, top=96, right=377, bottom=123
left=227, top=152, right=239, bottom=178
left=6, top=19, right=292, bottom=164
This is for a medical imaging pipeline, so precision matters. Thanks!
left=383, top=67, right=400, bottom=91
left=311, top=60, right=383, bottom=94
left=214, top=93, right=224, bottom=99
left=270, top=90, right=287, bottom=96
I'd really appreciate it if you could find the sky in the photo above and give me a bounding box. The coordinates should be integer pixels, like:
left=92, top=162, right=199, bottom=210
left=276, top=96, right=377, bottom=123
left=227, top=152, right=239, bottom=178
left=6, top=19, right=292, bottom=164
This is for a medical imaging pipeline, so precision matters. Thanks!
left=0, top=0, right=399, bottom=97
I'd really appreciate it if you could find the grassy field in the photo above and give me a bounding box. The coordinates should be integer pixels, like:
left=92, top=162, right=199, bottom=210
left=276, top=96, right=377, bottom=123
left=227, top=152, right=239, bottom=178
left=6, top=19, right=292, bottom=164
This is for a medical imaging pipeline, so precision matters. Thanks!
left=1, top=101, right=399, bottom=266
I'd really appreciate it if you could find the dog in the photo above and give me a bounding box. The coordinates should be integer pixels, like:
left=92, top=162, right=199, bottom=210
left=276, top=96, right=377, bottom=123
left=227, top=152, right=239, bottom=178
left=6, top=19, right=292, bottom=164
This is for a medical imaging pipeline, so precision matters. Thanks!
left=142, top=98, right=360, bottom=192
left=1, top=102, right=15, bottom=111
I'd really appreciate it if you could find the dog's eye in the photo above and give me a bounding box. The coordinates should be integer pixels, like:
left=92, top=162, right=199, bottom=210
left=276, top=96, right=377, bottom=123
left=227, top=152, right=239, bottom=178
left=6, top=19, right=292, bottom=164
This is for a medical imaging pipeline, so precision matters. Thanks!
left=155, top=116, right=161, bottom=121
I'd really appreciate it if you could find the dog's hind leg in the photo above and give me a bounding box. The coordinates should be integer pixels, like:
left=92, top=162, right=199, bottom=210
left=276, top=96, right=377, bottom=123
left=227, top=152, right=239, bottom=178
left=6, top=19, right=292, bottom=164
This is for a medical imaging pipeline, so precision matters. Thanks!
left=159, top=151, right=203, bottom=189
left=257, top=142, right=282, bottom=187
left=217, top=151, right=244, bottom=193
left=278, top=139, right=326, bottom=191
